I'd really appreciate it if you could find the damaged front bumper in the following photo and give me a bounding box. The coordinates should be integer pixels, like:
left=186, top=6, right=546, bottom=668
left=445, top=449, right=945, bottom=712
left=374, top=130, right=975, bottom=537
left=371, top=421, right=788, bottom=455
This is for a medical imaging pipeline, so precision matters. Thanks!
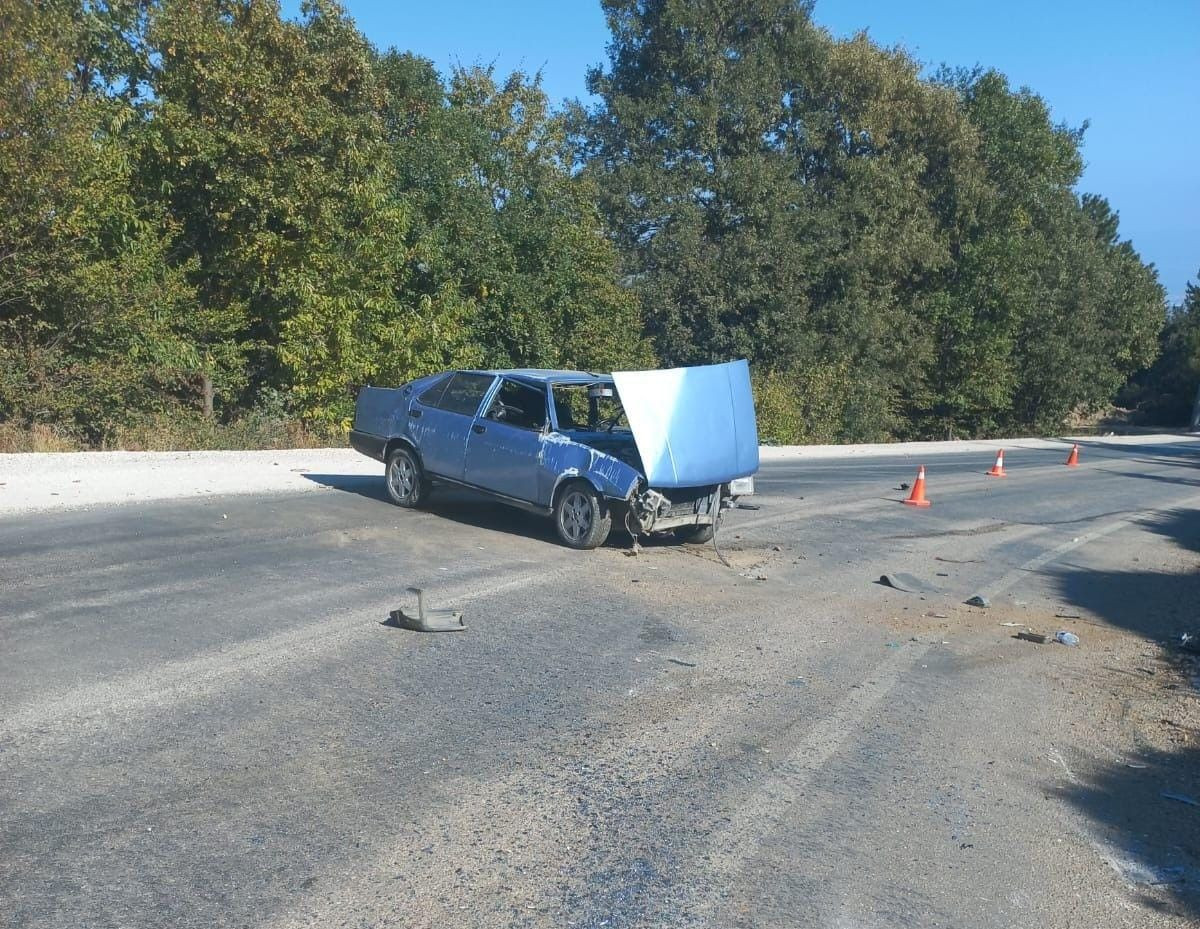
left=622, top=477, right=755, bottom=535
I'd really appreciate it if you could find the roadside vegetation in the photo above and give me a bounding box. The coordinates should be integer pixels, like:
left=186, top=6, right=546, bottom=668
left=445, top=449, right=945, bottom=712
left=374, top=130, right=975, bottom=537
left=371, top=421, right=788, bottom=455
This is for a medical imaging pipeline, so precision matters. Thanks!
left=0, top=0, right=1194, bottom=451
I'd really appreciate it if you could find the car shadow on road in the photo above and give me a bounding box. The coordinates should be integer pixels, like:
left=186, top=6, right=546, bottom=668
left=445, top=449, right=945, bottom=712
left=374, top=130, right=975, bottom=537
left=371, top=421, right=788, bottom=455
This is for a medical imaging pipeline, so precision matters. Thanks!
left=302, top=473, right=391, bottom=503
left=301, top=473, right=632, bottom=548
left=1044, top=507, right=1200, bottom=919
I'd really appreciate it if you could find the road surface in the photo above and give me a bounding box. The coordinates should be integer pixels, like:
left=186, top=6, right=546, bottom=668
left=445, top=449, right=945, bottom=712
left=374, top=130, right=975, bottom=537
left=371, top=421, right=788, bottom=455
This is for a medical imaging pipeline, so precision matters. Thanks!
left=2, top=438, right=1199, bottom=927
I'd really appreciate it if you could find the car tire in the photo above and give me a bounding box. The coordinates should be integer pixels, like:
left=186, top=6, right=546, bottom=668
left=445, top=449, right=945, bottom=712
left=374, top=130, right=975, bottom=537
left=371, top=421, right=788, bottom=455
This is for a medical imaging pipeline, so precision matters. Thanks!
left=553, top=480, right=611, bottom=550
left=673, top=523, right=715, bottom=544
left=384, top=446, right=427, bottom=508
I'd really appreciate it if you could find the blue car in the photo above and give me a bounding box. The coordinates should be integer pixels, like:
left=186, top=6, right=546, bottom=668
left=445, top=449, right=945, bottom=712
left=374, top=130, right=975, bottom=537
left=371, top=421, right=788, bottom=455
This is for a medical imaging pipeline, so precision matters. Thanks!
left=350, top=360, right=759, bottom=549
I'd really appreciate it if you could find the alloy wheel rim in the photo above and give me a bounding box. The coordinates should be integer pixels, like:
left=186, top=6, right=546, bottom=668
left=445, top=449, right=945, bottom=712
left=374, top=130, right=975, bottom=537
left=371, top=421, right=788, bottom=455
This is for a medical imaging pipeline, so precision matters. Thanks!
left=561, top=491, right=592, bottom=541
left=389, top=457, right=415, bottom=499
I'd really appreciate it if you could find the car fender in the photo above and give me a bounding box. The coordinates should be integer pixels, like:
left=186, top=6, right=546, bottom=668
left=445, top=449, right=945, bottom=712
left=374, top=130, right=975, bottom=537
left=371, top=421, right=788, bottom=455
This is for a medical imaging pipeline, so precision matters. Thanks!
left=541, top=432, right=641, bottom=505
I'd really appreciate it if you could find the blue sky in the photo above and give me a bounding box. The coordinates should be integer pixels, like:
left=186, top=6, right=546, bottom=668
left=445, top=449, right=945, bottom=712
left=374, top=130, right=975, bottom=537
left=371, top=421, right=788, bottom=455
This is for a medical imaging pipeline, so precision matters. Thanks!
left=283, top=1, right=1199, bottom=304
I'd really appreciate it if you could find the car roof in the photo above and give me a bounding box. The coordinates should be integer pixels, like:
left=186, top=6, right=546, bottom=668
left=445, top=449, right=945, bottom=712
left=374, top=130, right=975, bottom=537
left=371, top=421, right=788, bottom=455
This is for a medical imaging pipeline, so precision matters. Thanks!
left=470, top=368, right=612, bottom=386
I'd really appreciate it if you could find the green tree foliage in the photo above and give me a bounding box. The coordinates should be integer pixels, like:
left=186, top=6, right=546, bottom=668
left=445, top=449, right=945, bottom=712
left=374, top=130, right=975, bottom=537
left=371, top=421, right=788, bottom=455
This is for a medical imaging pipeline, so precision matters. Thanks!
left=0, top=0, right=1171, bottom=446
left=583, top=0, right=1165, bottom=442
left=380, top=60, right=652, bottom=375
left=0, top=0, right=198, bottom=440
left=925, top=71, right=1162, bottom=435
left=1121, top=274, right=1200, bottom=425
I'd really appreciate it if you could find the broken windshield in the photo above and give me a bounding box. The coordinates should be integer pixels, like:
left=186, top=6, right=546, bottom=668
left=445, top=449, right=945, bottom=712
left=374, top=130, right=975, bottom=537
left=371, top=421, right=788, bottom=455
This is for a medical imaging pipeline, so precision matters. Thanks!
left=551, top=383, right=630, bottom=434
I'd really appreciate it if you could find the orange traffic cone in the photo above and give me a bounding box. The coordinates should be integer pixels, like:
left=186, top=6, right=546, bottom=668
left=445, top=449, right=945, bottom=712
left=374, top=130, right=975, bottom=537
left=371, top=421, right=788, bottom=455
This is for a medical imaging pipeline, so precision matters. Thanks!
left=904, top=466, right=931, bottom=507
left=987, top=449, right=1008, bottom=478
left=1065, top=444, right=1079, bottom=467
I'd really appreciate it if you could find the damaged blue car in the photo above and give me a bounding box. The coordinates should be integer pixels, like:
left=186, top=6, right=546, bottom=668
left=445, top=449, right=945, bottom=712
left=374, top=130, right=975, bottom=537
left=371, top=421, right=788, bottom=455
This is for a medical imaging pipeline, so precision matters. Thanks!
left=350, top=360, right=759, bottom=549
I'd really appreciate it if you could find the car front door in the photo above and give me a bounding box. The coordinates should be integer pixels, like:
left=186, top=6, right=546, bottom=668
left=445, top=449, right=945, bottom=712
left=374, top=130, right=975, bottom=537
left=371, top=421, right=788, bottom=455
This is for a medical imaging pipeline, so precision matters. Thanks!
left=409, top=372, right=496, bottom=481
left=463, top=378, right=551, bottom=504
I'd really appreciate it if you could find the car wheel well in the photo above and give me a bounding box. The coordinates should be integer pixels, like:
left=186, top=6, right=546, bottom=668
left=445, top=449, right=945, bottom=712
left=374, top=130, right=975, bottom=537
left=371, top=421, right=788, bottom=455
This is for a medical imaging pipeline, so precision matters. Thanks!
left=553, top=475, right=608, bottom=509
left=384, top=437, right=420, bottom=466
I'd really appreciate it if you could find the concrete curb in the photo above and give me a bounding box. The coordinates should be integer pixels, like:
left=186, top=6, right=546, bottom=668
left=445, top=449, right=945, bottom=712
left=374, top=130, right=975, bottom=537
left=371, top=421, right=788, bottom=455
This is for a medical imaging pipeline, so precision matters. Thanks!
left=758, top=433, right=1199, bottom=461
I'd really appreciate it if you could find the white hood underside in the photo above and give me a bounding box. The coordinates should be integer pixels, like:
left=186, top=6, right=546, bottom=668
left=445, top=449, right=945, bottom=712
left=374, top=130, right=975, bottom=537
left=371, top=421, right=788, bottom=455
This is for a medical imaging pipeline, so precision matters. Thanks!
left=612, top=359, right=760, bottom=489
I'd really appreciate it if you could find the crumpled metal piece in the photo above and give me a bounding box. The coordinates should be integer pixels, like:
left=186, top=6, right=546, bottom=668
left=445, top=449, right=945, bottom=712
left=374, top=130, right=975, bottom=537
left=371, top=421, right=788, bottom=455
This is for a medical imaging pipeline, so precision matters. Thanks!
left=387, top=587, right=465, bottom=632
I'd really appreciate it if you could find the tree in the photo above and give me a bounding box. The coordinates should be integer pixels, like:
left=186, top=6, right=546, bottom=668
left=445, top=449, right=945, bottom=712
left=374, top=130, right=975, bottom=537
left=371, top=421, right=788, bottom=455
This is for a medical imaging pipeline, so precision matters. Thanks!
left=583, top=0, right=982, bottom=440
left=1123, top=274, right=1200, bottom=426
left=929, top=70, right=1162, bottom=434
left=381, top=60, right=652, bottom=375
left=0, top=0, right=199, bottom=440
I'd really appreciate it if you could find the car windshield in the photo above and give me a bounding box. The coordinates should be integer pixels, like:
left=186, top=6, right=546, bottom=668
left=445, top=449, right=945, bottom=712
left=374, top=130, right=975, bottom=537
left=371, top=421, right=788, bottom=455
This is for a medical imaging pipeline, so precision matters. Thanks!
left=551, top=383, right=630, bottom=433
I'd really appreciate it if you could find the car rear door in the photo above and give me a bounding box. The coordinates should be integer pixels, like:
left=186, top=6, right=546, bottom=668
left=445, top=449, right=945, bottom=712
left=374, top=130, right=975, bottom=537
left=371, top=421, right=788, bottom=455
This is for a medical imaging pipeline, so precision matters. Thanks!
left=409, top=372, right=496, bottom=481
left=463, top=377, right=551, bottom=504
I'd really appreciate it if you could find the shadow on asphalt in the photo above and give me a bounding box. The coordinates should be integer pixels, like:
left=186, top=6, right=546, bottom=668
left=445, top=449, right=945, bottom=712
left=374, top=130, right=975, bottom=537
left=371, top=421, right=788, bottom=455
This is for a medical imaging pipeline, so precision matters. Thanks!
left=300, top=473, right=633, bottom=548
left=301, top=473, right=391, bottom=503
left=1047, top=507, right=1200, bottom=919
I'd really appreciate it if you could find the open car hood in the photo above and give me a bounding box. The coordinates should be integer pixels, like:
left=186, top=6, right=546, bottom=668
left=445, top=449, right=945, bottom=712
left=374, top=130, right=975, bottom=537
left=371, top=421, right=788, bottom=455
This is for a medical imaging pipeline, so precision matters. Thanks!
left=612, top=360, right=760, bottom=489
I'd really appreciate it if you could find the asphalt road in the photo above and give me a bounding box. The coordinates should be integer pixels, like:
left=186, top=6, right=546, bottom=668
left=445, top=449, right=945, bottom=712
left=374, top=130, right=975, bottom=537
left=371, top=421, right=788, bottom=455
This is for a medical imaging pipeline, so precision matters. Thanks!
left=3, top=438, right=1200, bottom=928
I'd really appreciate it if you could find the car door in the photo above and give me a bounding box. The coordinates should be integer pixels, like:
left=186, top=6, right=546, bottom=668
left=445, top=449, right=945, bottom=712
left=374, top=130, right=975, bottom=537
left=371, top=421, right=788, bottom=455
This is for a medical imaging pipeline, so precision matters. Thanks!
left=463, top=377, right=550, bottom=504
left=409, top=372, right=496, bottom=481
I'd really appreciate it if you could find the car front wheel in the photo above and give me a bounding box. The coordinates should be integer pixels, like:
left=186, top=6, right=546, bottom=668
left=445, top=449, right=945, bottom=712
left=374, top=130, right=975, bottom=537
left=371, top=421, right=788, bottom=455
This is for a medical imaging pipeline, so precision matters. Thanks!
left=553, top=481, right=612, bottom=550
left=384, top=447, right=427, bottom=508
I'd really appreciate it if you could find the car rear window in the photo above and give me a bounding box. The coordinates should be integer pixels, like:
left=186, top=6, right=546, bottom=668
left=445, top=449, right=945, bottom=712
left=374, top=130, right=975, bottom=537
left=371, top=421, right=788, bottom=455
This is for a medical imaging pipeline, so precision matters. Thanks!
left=416, top=373, right=452, bottom=408
left=435, top=372, right=496, bottom=416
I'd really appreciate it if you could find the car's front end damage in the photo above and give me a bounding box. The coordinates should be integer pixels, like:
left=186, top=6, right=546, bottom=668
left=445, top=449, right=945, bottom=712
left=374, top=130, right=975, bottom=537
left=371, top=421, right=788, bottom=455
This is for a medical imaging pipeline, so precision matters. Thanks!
left=558, top=359, right=760, bottom=541
left=619, top=475, right=756, bottom=535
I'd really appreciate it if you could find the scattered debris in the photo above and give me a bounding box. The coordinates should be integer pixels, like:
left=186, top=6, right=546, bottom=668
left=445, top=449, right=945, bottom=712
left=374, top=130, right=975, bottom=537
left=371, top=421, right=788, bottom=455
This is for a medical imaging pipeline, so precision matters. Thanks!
left=879, top=573, right=942, bottom=594
left=772, top=545, right=783, bottom=552
left=936, top=556, right=982, bottom=564
left=1055, top=611, right=1083, bottom=620
left=964, top=594, right=990, bottom=608
left=1161, top=792, right=1200, bottom=808
left=386, top=587, right=465, bottom=632
left=898, top=482, right=911, bottom=490
left=926, top=612, right=950, bottom=619
left=1017, top=631, right=1049, bottom=644
left=999, top=622, right=1023, bottom=627
left=787, top=677, right=806, bottom=687
left=935, top=571, right=950, bottom=577
left=1054, top=630, right=1080, bottom=646
left=1179, top=633, right=1200, bottom=654
left=667, top=658, right=697, bottom=668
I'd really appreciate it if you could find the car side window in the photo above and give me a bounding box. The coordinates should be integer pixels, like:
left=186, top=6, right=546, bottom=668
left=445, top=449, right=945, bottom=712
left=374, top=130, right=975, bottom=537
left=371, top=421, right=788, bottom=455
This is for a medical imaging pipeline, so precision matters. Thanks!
left=487, top=379, right=548, bottom=431
left=416, top=373, right=452, bottom=408
left=435, top=372, right=496, bottom=417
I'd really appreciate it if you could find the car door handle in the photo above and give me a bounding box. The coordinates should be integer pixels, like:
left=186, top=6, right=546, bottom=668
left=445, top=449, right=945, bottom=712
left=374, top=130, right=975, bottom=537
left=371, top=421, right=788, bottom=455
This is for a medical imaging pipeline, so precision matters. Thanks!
left=472, top=423, right=486, bottom=434
left=408, top=409, right=422, bottom=418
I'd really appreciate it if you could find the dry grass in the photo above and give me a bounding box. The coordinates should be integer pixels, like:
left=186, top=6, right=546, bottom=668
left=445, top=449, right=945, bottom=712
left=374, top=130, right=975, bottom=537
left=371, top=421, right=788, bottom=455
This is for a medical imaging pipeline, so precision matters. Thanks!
left=0, top=423, right=83, bottom=453
left=0, top=416, right=345, bottom=453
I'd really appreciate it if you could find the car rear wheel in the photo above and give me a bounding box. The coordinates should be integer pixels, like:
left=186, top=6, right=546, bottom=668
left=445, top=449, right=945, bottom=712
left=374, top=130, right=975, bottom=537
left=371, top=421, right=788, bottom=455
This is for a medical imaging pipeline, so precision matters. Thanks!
left=553, top=481, right=611, bottom=550
left=674, top=523, right=715, bottom=544
left=385, top=447, right=427, bottom=508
